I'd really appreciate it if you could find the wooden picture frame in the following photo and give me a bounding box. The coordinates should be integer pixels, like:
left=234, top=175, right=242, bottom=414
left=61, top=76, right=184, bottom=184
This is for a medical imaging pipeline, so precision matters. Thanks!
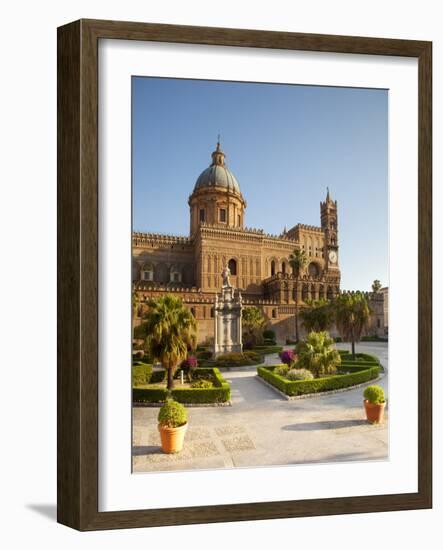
left=57, top=19, right=432, bottom=530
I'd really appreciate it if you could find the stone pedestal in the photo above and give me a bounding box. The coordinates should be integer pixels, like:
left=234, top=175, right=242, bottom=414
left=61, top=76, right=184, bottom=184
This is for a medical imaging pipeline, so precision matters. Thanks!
left=213, top=268, right=243, bottom=357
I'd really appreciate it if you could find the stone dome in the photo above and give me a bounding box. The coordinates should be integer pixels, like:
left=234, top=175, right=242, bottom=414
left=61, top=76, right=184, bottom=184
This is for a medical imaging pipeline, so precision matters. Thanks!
left=193, top=142, right=241, bottom=194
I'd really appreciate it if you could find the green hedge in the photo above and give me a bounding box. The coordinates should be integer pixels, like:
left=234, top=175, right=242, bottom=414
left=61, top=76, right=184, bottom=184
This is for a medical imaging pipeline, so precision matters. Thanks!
left=361, top=335, right=388, bottom=342
left=212, top=351, right=263, bottom=367
left=132, top=362, right=153, bottom=386
left=196, top=350, right=213, bottom=360
left=132, top=368, right=230, bottom=404
left=251, top=345, right=283, bottom=355
left=257, top=364, right=381, bottom=397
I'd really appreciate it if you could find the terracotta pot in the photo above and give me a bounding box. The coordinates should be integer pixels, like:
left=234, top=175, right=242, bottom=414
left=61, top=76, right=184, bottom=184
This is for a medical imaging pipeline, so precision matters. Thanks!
left=158, top=422, right=188, bottom=453
left=364, top=400, right=386, bottom=424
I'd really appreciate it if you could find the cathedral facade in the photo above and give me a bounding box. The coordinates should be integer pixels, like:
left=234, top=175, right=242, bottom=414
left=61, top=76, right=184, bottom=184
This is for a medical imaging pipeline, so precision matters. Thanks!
left=133, top=142, right=341, bottom=343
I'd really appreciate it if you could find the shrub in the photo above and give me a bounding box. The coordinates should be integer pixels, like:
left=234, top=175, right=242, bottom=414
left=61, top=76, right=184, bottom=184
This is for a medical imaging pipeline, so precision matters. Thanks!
left=279, top=349, right=297, bottom=366
left=180, top=355, right=198, bottom=380
left=215, top=351, right=262, bottom=367
left=196, top=350, right=213, bottom=360
left=262, top=329, right=276, bottom=344
left=191, top=379, right=213, bottom=389
left=363, top=385, right=385, bottom=404
left=158, top=399, right=188, bottom=428
left=132, top=362, right=153, bottom=386
left=251, top=345, right=283, bottom=355
left=274, top=364, right=290, bottom=376
left=263, top=338, right=277, bottom=346
left=296, top=331, right=341, bottom=378
left=243, top=350, right=262, bottom=361
left=286, top=368, right=314, bottom=381
left=150, top=370, right=166, bottom=383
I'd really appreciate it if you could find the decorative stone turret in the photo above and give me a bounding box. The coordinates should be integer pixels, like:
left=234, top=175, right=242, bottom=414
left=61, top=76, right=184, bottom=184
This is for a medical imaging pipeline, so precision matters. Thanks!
left=213, top=265, right=243, bottom=357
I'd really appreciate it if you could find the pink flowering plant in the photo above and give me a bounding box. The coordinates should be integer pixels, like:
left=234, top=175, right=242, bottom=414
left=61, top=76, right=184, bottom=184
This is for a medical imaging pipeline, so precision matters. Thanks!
left=180, top=355, right=198, bottom=381
left=279, top=349, right=297, bottom=367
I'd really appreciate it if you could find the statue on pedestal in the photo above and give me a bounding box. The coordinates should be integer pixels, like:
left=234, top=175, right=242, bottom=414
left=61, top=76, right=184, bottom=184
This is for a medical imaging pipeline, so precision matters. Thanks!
left=213, top=265, right=243, bottom=357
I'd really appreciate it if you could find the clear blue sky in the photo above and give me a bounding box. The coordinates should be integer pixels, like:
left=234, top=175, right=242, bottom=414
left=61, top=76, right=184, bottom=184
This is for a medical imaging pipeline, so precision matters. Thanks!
left=132, top=77, right=388, bottom=291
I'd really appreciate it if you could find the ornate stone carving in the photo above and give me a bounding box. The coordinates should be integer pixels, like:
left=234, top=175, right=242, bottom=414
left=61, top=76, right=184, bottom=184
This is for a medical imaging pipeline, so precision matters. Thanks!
left=213, top=265, right=243, bottom=357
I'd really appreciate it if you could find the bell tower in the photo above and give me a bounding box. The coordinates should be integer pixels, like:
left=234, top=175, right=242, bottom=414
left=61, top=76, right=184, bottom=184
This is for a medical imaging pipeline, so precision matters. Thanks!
left=321, top=188, right=339, bottom=269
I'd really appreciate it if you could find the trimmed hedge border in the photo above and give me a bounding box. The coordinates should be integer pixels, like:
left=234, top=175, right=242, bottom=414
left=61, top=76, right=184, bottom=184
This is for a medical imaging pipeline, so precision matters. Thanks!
left=257, top=363, right=382, bottom=399
left=250, top=345, right=283, bottom=355
left=132, top=367, right=231, bottom=406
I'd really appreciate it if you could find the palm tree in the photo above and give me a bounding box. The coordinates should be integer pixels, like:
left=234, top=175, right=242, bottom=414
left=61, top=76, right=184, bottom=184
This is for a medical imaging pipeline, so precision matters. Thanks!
left=335, top=292, right=371, bottom=359
left=296, top=331, right=341, bottom=378
left=142, top=294, right=197, bottom=390
left=300, top=298, right=335, bottom=333
left=242, top=306, right=265, bottom=348
left=288, top=248, right=308, bottom=343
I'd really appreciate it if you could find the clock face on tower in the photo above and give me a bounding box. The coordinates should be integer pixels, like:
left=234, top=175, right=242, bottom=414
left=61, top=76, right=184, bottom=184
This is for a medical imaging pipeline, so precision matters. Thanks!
left=328, top=250, right=337, bottom=264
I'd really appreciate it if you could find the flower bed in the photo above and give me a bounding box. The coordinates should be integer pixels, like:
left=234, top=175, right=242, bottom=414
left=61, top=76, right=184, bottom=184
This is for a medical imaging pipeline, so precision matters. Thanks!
left=199, top=351, right=264, bottom=368
left=257, top=363, right=381, bottom=397
left=132, top=367, right=231, bottom=404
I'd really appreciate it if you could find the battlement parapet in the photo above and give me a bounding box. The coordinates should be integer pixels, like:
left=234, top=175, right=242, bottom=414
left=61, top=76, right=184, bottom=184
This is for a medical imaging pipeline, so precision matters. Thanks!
left=133, top=231, right=193, bottom=246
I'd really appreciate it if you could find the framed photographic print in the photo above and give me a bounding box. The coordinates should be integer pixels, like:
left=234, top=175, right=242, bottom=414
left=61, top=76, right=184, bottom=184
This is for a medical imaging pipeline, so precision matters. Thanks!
left=57, top=19, right=432, bottom=530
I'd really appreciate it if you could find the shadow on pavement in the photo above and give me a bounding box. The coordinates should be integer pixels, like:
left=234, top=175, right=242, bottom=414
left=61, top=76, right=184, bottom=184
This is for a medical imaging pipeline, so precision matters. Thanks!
left=132, top=445, right=162, bottom=456
left=281, top=418, right=368, bottom=431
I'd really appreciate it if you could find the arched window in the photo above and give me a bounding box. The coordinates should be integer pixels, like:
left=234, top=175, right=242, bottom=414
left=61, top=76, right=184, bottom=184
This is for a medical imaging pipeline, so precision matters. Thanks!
left=327, top=286, right=333, bottom=300
left=272, top=308, right=277, bottom=319
left=141, top=263, right=154, bottom=281
left=199, top=209, right=205, bottom=222
left=271, top=260, right=276, bottom=276
left=302, top=283, right=309, bottom=301
left=308, top=262, right=320, bottom=278
left=228, top=258, right=237, bottom=275
left=282, top=261, right=286, bottom=275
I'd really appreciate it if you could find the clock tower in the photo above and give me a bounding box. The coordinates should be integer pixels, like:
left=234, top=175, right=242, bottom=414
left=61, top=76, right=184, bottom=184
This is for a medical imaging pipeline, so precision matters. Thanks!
left=321, top=188, right=339, bottom=270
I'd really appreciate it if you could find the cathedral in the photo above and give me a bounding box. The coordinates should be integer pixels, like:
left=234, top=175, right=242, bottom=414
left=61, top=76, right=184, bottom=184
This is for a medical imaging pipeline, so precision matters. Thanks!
left=133, top=141, right=342, bottom=343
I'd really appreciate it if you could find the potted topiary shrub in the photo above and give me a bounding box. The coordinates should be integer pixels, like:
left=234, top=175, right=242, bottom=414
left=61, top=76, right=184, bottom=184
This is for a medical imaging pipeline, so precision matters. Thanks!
left=363, top=385, right=386, bottom=424
left=158, top=399, right=188, bottom=453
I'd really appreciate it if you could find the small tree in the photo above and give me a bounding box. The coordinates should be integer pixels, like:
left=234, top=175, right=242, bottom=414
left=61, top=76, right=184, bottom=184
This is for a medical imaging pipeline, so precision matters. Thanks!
left=335, top=292, right=371, bottom=359
left=242, top=306, right=265, bottom=349
left=372, top=279, right=382, bottom=293
left=300, top=298, right=335, bottom=333
left=296, top=331, right=341, bottom=378
left=142, top=294, right=197, bottom=390
left=288, top=248, right=308, bottom=343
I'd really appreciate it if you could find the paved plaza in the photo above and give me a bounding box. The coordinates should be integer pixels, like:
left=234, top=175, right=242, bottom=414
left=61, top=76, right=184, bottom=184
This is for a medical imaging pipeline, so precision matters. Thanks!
left=132, top=343, right=389, bottom=473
